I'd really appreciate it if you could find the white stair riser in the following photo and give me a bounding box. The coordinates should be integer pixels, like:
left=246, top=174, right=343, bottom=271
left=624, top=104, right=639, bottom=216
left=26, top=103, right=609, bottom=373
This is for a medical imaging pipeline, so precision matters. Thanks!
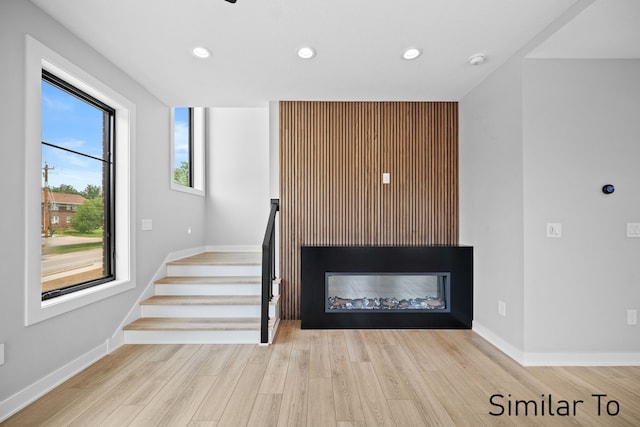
left=156, top=284, right=261, bottom=296
left=141, top=304, right=261, bottom=318
left=270, top=304, right=277, bottom=318
left=269, top=318, right=280, bottom=344
left=124, top=329, right=261, bottom=345
left=167, top=265, right=261, bottom=277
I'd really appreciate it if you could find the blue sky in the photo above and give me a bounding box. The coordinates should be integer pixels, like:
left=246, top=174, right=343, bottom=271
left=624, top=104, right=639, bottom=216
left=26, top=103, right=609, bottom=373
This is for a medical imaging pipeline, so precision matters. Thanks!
left=42, top=80, right=190, bottom=191
left=173, top=107, right=189, bottom=169
left=41, top=80, right=105, bottom=192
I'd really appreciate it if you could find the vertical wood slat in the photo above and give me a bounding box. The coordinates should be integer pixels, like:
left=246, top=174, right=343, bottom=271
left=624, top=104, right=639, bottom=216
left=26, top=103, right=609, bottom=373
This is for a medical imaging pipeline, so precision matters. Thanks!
left=279, top=101, right=458, bottom=320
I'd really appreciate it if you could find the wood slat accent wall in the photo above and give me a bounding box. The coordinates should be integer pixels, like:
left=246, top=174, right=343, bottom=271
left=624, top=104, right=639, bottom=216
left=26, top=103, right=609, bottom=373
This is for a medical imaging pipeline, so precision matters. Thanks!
left=279, top=101, right=458, bottom=319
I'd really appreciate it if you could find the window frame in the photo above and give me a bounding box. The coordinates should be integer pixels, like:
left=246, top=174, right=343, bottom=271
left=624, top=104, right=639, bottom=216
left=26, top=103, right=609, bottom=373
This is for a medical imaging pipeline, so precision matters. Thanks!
left=40, top=69, right=116, bottom=301
left=25, top=35, right=134, bottom=325
left=170, top=106, right=205, bottom=196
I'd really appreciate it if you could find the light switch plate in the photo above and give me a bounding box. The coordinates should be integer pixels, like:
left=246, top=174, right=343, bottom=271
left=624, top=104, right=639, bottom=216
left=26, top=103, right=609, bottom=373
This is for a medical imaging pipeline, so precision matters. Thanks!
left=546, top=223, right=562, bottom=238
left=627, top=223, right=640, bottom=238
left=0, top=343, right=5, bottom=366
left=382, top=172, right=390, bottom=184
left=141, top=219, right=153, bottom=231
left=498, top=301, right=506, bottom=317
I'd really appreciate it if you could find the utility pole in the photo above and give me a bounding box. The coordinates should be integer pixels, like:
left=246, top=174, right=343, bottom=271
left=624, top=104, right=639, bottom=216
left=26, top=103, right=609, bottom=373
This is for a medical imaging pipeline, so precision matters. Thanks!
left=43, top=162, right=54, bottom=238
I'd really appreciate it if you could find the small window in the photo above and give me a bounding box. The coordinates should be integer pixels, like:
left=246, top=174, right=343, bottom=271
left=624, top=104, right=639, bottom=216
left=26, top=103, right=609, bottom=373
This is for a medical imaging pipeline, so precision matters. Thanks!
left=173, top=107, right=193, bottom=186
left=171, top=107, right=205, bottom=195
left=41, top=70, right=115, bottom=300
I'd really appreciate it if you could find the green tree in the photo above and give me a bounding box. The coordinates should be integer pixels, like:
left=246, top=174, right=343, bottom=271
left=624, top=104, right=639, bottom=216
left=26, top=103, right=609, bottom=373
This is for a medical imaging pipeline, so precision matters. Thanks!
left=82, top=184, right=102, bottom=200
left=73, top=198, right=103, bottom=233
left=50, top=183, right=80, bottom=194
left=174, top=161, right=190, bottom=186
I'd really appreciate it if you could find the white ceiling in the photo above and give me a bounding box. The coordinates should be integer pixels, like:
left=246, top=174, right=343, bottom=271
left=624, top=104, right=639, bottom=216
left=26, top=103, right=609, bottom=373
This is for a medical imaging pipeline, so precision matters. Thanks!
left=29, top=0, right=640, bottom=107
left=529, top=0, right=640, bottom=59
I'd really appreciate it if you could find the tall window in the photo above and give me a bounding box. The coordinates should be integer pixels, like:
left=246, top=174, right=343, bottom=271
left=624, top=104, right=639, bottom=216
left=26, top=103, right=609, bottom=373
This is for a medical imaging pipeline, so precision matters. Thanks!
left=173, top=107, right=193, bottom=187
left=40, top=70, right=115, bottom=300
left=171, top=107, right=205, bottom=195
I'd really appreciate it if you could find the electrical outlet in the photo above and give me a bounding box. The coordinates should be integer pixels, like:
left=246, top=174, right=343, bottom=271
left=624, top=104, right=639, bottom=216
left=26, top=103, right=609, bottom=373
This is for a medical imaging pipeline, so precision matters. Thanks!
left=0, top=343, right=4, bottom=366
left=628, top=309, right=638, bottom=325
left=498, top=300, right=506, bottom=317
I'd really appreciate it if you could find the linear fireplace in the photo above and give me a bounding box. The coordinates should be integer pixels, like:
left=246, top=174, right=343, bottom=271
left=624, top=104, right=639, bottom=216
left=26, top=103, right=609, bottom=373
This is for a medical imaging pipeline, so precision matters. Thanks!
left=301, top=246, right=473, bottom=329
left=326, top=272, right=450, bottom=312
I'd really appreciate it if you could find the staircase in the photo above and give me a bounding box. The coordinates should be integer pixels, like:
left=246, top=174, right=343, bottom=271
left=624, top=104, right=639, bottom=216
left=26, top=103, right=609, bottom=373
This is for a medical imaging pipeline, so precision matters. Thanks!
left=123, top=251, right=280, bottom=344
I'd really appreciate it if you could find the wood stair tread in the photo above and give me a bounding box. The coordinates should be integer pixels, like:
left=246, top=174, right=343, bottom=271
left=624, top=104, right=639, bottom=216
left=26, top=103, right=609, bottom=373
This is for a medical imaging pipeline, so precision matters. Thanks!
left=142, top=295, right=261, bottom=305
left=167, top=251, right=261, bottom=266
left=155, top=276, right=261, bottom=285
left=124, top=317, right=263, bottom=331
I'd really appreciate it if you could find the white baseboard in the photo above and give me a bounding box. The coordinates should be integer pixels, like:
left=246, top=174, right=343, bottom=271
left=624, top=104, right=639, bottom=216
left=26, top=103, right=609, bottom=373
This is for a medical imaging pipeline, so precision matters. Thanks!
left=0, top=342, right=107, bottom=423
left=167, top=245, right=208, bottom=261
left=205, top=245, right=261, bottom=252
left=472, top=321, right=525, bottom=364
left=522, top=352, right=640, bottom=366
left=473, top=321, right=640, bottom=366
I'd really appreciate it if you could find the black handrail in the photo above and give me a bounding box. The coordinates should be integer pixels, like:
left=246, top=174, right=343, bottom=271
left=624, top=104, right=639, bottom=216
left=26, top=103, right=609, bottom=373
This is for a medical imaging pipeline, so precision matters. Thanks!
left=261, top=199, right=279, bottom=344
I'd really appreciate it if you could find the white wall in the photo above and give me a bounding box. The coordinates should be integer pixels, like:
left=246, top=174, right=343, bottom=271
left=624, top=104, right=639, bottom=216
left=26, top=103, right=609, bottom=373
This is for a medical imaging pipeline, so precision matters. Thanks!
left=522, top=59, right=640, bottom=358
left=0, top=0, right=206, bottom=415
left=461, top=54, right=640, bottom=364
left=206, top=108, right=270, bottom=248
left=269, top=101, right=280, bottom=199
left=459, top=58, right=526, bottom=356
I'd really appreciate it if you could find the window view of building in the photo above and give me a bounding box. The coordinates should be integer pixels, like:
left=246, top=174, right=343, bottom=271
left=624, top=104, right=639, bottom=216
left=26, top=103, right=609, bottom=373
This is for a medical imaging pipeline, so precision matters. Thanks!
left=41, top=70, right=115, bottom=299
left=41, top=189, right=86, bottom=235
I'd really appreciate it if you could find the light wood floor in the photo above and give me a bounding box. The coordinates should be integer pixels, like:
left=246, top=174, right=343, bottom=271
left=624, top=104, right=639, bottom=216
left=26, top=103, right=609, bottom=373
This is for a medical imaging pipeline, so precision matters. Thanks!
left=3, top=321, right=640, bottom=426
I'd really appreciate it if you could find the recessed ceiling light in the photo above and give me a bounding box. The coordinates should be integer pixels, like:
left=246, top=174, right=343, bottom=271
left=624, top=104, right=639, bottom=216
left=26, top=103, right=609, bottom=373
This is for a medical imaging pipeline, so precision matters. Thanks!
left=468, top=53, right=486, bottom=65
left=192, top=46, right=211, bottom=59
left=403, top=48, right=421, bottom=60
left=297, top=46, right=316, bottom=60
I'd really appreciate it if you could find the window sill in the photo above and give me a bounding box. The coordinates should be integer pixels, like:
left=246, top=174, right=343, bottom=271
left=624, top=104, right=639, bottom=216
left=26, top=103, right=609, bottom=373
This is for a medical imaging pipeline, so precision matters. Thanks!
left=170, top=181, right=205, bottom=196
left=28, top=280, right=134, bottom=325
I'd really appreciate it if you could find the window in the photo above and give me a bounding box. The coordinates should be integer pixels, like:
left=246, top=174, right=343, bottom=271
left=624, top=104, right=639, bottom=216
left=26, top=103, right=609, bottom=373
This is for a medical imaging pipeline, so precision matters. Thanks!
left=25, top=35, right=133, bottom=325
left=173, top=107, right=192, bottom=187
left=171, top=107, right=205, bottom=195
left=41, top=70, right=115, bottom=300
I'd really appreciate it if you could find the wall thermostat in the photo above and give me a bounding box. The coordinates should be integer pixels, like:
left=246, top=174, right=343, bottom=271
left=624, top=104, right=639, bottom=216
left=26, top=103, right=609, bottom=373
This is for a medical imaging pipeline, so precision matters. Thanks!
left=602, top=184, right=615, bottom=195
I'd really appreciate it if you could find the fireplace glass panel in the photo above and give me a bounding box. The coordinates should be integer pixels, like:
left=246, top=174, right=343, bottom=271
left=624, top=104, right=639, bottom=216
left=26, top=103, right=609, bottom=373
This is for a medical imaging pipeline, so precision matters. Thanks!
left=326, top=272, right=450, bottom=312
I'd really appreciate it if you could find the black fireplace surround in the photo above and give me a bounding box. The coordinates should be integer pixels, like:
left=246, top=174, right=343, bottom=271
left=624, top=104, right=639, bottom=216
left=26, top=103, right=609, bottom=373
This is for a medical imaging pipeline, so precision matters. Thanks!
left=301, top=246, right=473, bottom=329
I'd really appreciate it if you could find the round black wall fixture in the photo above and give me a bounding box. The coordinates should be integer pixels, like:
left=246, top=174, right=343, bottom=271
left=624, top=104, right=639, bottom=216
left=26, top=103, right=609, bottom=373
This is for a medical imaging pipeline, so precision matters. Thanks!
left=602, top=184, right=615, bottom=194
